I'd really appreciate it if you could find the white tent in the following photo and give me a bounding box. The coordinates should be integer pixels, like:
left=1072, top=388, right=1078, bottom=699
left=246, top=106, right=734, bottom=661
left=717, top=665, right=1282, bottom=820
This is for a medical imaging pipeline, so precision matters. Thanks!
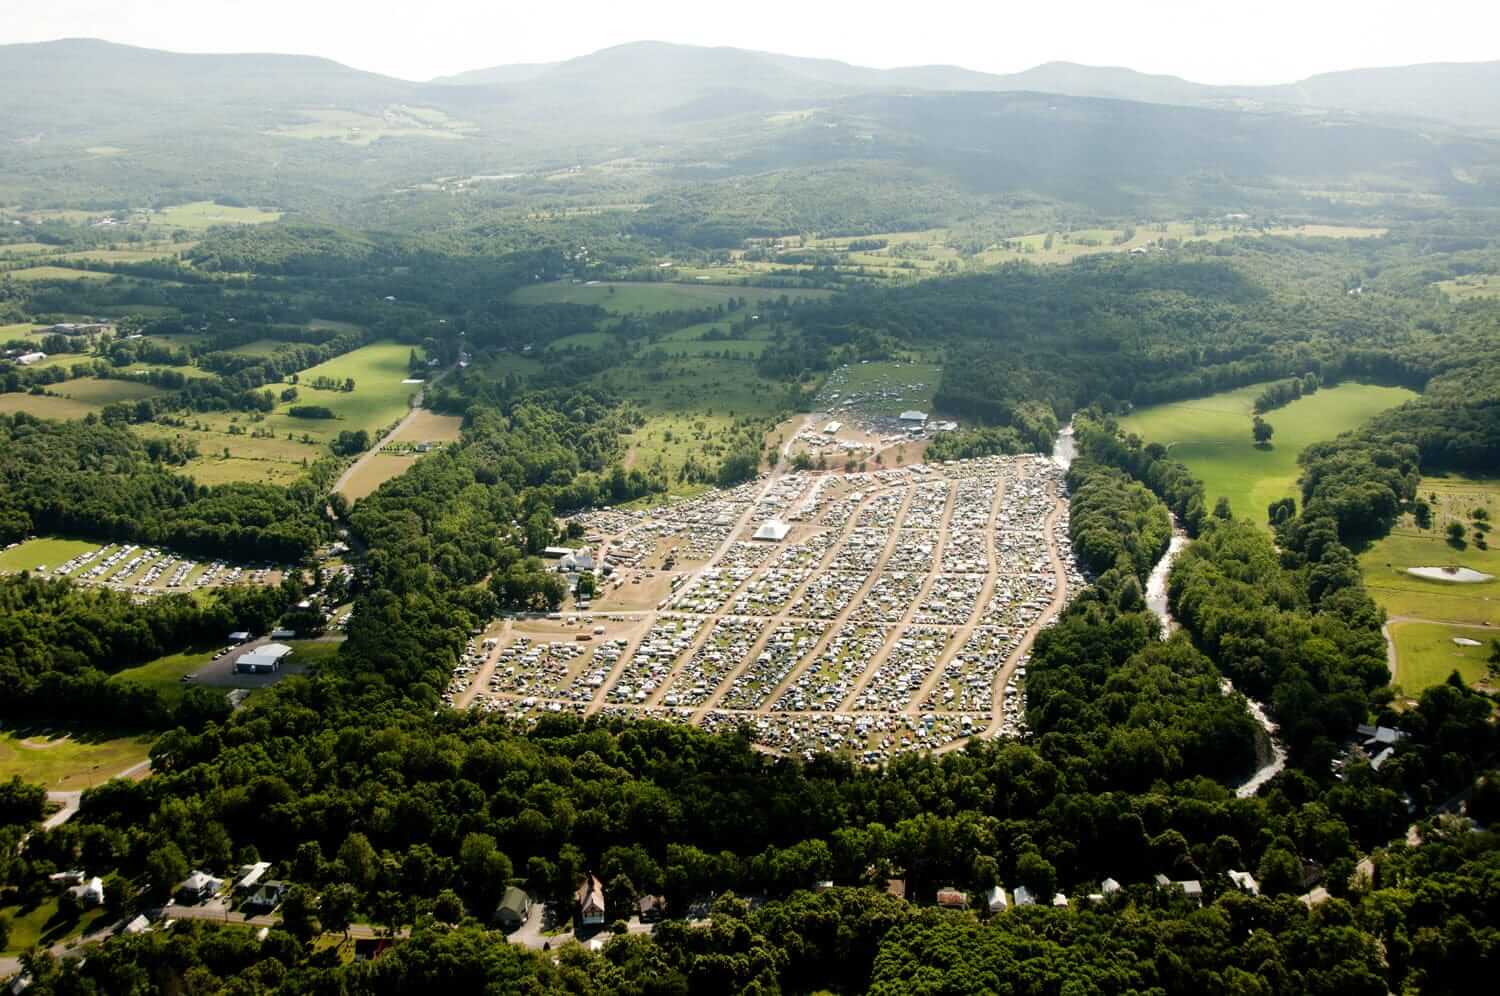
left=753, top=519, right=790, bottom=542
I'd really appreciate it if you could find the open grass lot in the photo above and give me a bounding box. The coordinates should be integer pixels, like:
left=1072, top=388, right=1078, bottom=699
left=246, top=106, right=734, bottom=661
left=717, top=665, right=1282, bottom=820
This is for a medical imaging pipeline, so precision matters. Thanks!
left=1435, top=273, right=1500, bottom=300
left=1, top=897, right=111, bottom=956
left=2, top=265, right=116, bottom=282
left=1390, top=621, right=1498, bottom=695
left=225, top=338, right=294, bottom=357
left=148, top=201, right=281, bottom=229
left=54, top=377, right=166, bottom=405
left=109, top=649, right=217, bottom=704
left=0, top=730, right=153, bottom=792
left=0, top=537, right=100, bottom=573
left=1119, top=382, right=1417, bottom=526
left=339, top=453, right=416, bottom=502
left=601, top=356, right=784, bottom=417
left=512, top=280, right=829, bottom=314
left=0, top=393, right=98, bottom=420
left=158, top=341, right=421, bottom=485
left=1359, top=476, right=1500, bottom=625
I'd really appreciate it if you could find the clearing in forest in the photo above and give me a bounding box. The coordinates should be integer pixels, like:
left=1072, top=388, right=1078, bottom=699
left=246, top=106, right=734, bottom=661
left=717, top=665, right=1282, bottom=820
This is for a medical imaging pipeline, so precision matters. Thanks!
left=1360, top=476, right=1500, bottom=627
left=1118, top=382, right=1417, bottom=526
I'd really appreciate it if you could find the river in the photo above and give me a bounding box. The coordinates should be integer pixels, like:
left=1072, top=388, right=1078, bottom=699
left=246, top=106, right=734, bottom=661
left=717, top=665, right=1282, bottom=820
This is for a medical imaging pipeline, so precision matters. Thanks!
left=1053, top=421, right=1285, bottom=793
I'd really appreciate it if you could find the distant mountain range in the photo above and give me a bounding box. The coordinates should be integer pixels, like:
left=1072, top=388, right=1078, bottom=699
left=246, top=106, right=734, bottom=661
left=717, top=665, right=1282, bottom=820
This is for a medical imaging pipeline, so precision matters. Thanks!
left=0, top=37, right=1497, bottom=216
left=433, top=40, right=1500, bottom=130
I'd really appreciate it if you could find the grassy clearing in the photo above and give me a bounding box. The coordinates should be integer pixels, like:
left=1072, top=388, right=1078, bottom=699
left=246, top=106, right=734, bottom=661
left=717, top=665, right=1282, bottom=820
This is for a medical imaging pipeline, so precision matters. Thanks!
left=149, top=201, right=281, bottom=229
left=225, top=338, right=294, bottom=357
left=1390, top=621, right=1497, bottom=695
left=1360, top=476, right=1500, bottom=625
left=0, top=730, right=153, bottom=791
left=108, top=649, right=217, bottom=704
left=0, top=537, right=101, bottom=573
left=160, top=341, right=421, bottom=485
left=3, top=266, right=116, bottom=282
left=1, top=897, right=112, bottom=955
left=1435, top=273, right=1500, bottom=300
left=1118, top=382, right=1417, bottom=526
left=0, top=393, right=99, bottom=420
left=512, top=281, right=828, bottom=314
left=54, top=377, right=166, bottom=405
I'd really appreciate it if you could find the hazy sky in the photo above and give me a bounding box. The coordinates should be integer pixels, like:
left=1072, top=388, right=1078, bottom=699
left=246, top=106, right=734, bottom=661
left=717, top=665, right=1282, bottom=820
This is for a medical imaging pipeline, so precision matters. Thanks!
left=5, top=0, right=1497, bottom=84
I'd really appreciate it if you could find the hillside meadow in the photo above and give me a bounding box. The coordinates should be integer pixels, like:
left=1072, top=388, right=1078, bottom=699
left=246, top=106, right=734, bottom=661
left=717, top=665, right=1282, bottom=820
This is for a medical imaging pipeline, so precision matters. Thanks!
left=1118, top=381, right=1418, bottom=526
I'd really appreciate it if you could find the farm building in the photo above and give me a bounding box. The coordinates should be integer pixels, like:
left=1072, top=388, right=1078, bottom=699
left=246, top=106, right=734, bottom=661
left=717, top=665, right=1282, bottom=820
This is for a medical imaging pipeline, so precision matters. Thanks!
left=235, top=642, right=292, bottom=674
left=236, top=862, right=272, bottom=892
left=227, top=631, right=252, bottom=643
left=496, top=886, right=532, bottom=930
left=898, top=410, right=928, bottom=423
left=823, top=421, right=842, bottom=434
left=15, top=352, right=47, bottom=365
left=753, top=519, right=791, bottom=542
left=542, top=546, right=576, bottom=559
left=577, top=874, right=606, bottom=926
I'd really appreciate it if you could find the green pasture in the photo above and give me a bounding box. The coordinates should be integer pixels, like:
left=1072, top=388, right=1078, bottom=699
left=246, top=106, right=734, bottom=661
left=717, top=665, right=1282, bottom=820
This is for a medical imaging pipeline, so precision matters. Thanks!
left=3, top=266, right=115, bottom=282
left=1, top=897, right=112, bottom=955
left=1359, top=476, right=1500, bottom=625
left=1390, top=621, right=1497, bottom=695
left=0, top=537, right=101, bottom=573
left=1435, top=273, right=1500, bottom=301
left=1118, top=382, right=1417, bottom=526
left=0, top=729, right=154, bottom=792
left=149, top=201, right=281, bottom=229
left=109, top=649, right=217, bottom=703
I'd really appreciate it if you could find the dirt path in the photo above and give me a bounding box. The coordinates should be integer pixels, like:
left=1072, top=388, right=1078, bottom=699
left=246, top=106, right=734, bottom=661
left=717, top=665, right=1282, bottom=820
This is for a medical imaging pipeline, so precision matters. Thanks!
left=330, top=365, right=450, bottom=497
left=906, top=472, right=1008, bottom=713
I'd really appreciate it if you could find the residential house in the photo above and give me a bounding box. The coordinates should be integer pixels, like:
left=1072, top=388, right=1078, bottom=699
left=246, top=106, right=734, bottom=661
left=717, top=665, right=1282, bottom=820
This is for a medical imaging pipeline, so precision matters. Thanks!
left=935, top=887, right=967, bottom=910
left=577, top=874, right=606, bottom=926
left=496, top=886, right=531, bottom=930
left=638, top=895, right=667, bottom=923
left=986, top=886, right=1008, bottom=913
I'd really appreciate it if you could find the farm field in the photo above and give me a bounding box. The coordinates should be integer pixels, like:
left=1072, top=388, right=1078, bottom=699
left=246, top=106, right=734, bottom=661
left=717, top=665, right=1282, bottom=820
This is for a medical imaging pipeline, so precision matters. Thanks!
left=512, top=280, right=829, bottom=313
left=0, top=377, right=166, bottom=419
left=1359, top=476, right=1500, bottom=626
left=1435, top=273, right=1500, bottom=300
left=148, top=201, right=281, bottom=228
left=0, top=537, right=100, bottom=572
left=1118, top=382, right=1417, bottom=526
left=337, top=407, right=463, bottom=501
left=1390, top=621, right=1497, bottom=695
left=163, top=341, right=422, bottom=485
left=0, top=730, right=153, bottom=791
left=2, top=265, right=116, bottom=282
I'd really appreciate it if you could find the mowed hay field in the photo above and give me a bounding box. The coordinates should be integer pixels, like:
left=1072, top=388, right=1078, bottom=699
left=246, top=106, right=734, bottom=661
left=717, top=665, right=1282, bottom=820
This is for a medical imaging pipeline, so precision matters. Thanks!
left=0, top=730, right=153, bottom=791
left=0, top=537, right=101, bottom=573
left=1389, top=621, right=1497, bottom=695
left=170, top=342, right=422, bottom=485
left=337, top=409, right=464, bottom=502
left=0, top=377, right=166, bottom=419
left=1118, top=382, right=1418, bottom=526
left=512, top=280, right=830, bottom=314
left=1359, top=476, right=1500, bottom=626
